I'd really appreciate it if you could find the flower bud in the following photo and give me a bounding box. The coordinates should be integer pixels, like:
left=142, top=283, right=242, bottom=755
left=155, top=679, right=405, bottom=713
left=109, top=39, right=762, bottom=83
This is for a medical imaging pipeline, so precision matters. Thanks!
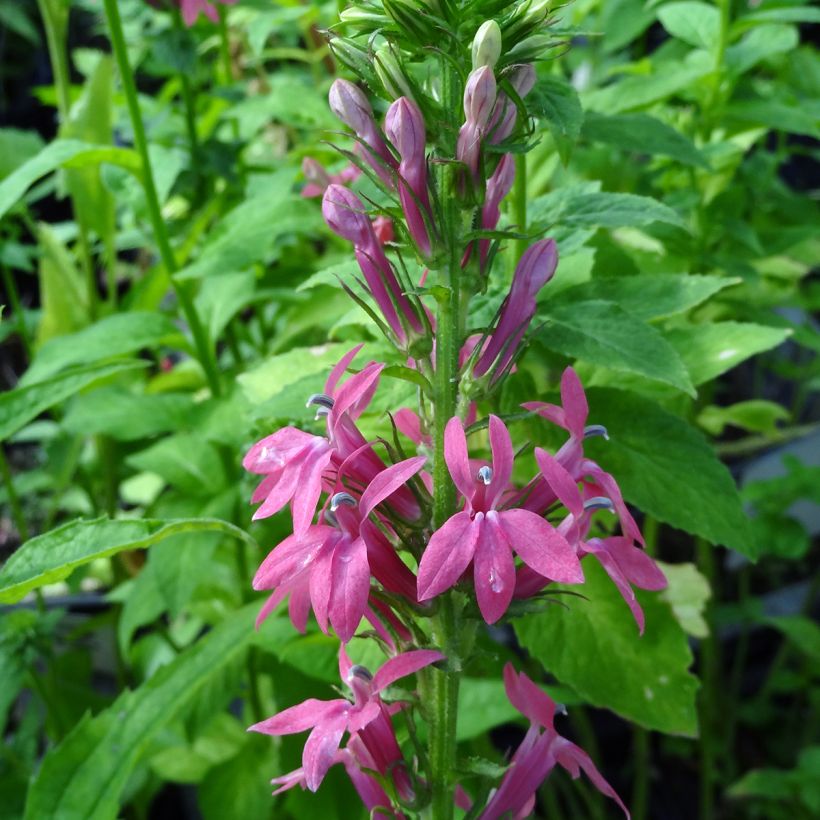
left=463, top=66, right=497, bottom=127
left=374, top=47, right=416, bottom=102
left=322, top=184, right=374, bottom=248
left=489, top=64, right=536, bottom=144
left=478, top=153, right=516, bottom=266
left=329, top=79, right=377, bottom=137
left=471, top=20, right=502, bottom=70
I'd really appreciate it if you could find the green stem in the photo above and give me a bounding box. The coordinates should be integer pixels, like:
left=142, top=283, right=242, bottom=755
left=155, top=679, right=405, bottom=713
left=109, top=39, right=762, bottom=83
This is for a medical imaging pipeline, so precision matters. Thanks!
left=217, top=6, right=234, bottom=85
left=0, top=446, right=29, bottom=543
left=1, top=264, right=33, bottom=360
left=631, top=727, right=650, bottom=820
left=102, top=0, right=222, bottom=397
left=511, top=153, right=527, bottom=271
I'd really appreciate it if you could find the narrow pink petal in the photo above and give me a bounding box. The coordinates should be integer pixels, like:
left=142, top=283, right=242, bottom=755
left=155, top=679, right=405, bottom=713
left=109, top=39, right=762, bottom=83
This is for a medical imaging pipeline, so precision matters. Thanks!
left=608, top=538, right=667, bottom=590
left=522, top=400, right=566, bottom=430
left=583, top=464, right=644, bottom=546
left=291, top=447, right=334, bottom=534
left=499, top=508, right=584, bottom=584
left=417, top=511, right=481, bottom=600
left=243, top=427, right=314, bottom=473
left=474, top=513, right=515, bottom=623
left=347, top=700, right=381, bottom=733
left=372, top=649, right=446, bottom=693
left=309, top=536, right=339, bottom=633
left=250, top=473, right=279, bottom=504
left=303, top=710, right=350, bottom=792
left=554, top=737, right=631, bottom=818
left=393, top=407, right=424, bottom=444
left=251, top=463, right=302, bottom=521
left=255, top=588, right=288, bottom=629
left=328, top=536, right=371, bottom=643
left=444, top=417, right=475, bottom=502
left=333, top=362, right=384, bottom=420
left=289, top=577, right=313, bottom=633
left=502, top=663, right=557, bottom=729
left=560, top=368, right=589, bottom=439
left=249, top=698, right=341, bottom=736
left=325, top=343, right=365, bottom=396
left=360, top=455, right=427, bottom=518
left=534, top=447, right=584, bottom=517
left=253, top=526, right=333, bottom=590
left=361, top=519, right=418, bottom=600
left=486, top=415, right=514, bottom=508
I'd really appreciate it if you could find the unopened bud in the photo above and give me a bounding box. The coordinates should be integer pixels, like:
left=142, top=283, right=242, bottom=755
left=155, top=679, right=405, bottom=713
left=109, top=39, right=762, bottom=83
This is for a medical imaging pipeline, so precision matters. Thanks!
left=329, top=79, right=376, bottom=136
left=463, top=66, right=497, bottom=127
left=374, top=47, right=416, bottom=102
left=322, top=185, right=374, bottom=249
left=472, top=20, right=502, bottom=70
left=384, top=97, right=426, bottom=171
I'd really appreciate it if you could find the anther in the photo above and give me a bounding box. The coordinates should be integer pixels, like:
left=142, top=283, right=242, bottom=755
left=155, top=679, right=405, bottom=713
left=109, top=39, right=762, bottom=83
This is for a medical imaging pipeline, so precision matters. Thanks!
left=349, top=664, right=373, bottom=682
left=330, top=492, right=357, bottom=511
left=584, top=424, right=609, bottom=440
left=477, top=465, right=493, bottom=485
left=583, top=496, right=614, bottom=513
left=306, top=393, right=335, bottom=410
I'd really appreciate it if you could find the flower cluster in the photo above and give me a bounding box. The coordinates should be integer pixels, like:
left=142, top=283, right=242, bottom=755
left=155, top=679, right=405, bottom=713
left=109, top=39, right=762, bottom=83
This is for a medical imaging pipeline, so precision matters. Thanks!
left=243, top=3, right=667, bottom=816
left=146, top=0, right=236, bottom=27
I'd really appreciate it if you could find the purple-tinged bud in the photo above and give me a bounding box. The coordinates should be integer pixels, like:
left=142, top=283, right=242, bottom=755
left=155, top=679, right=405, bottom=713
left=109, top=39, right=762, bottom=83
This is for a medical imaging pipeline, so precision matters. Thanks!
left=384, top=97, right=432, bottom=257
left=474, top=238, right=558, bottom=380
left=457, top=67, right=498, bottom=182
left=322, top=184, right=375, bottom=248
left=489, top=64, right=536, bottom=144
left=478, top=153, right=516, bottom=267
left=328, top=79, right=396, bottom=187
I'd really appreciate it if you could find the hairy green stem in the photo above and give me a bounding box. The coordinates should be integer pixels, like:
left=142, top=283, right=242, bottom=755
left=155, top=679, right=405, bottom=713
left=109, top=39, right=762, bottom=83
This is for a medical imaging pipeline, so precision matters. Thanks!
left=102, top=0, right=222, bottom=397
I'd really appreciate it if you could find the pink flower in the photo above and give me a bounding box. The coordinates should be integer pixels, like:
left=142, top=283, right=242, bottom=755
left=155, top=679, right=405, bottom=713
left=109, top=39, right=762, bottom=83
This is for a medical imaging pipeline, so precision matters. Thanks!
left=417, top=415, right=582, bottom=623
left=301, top=157, right=361, bottom=199
left=473, top=239, right=557, bottom=381
left=477, top=664, right=630, bottom=819
left=177, top=0, right=237, bottom=26
left=250, top=648, right=444, bottom=792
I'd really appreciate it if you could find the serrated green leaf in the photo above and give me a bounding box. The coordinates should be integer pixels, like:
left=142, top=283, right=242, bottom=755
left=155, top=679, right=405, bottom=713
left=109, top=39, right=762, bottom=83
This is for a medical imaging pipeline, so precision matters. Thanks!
left=23, top=312, right=186, bottom=386
left=0, top=517, right=256, bottom=604
left=23, top=607, right=289, bottom=820
left=582, top=112, right=708, bottom=167
left=0, top=359, right=147, bottom=443
left=665, top=322, right=791, bottom=385
left=537, top=300, right=695, bottom=394
left=584, top=388, right=758, bottom=556
left=515, top=560, right=699, bottom=736
left=528, top=75, right=584, bottom=164
left=553, top=274, right=737, bottom=321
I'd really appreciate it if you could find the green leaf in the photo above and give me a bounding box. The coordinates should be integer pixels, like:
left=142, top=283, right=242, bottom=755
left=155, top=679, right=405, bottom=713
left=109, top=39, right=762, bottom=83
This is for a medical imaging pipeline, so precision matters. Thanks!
left=581, top=112, right=708, bottom=167
left=0, top=139, right=139, bottom=221
left=528, top=75, right=584, bottom=164
left=23, top=312, right=186, bottom=386
left=62, top=388, right=197, bottom=441
left=726, top=100, right=820, bottom=139
left=584, top=387, right=758, bottom=556
left=697, top=400, right=790, bottom=436
left=765, top=616, right=820, bottom=663
left=0, top=360, right=147, bottom=443
left=657, top=1, right=720, bottom=51
left=657, top=561, right=711, bottom=639
left=537, top=300, right=695, bottom=394
left=514, top=560, right=699, bottom=736
left=531, top=190, right=686, bottom=231
left=665, top=322, right=791, bottom=386
left=125, top=435, right=228, bottom=495
left=726, top=24, right=799, bottom=75
left=553, top=274, right=737, bottom=321
left=0, top=517, right=256, bottom=604
left=0, top=128, right=44, bottom=180
left=456, top=679, right=520, bottom=741
left=23, top=607, right=289, bottom=820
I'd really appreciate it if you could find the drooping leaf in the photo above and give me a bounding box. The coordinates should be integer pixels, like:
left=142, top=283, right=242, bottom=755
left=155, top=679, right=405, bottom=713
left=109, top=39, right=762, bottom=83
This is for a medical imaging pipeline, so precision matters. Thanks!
left=23, top=312, right=187, bottom=386
left=23, top=607, right=289, bottom=820
left=553, top=274, right=737, bottom=321
left=515, top=561, right=699, bottom=736
left=584, top=388, right=758, bottom=557
left=0, top=360, right=147, bottom=443
left=528, top=75, right=584, bottom=164
left=581, top=112, right=709, bottom=167
left=0, top=517, right=257, bottom=604
left=536, top=300, right=695, bottom=394
left=665, top=322, right=791, bottom=385
left=657, top=1, right=721, bottom=51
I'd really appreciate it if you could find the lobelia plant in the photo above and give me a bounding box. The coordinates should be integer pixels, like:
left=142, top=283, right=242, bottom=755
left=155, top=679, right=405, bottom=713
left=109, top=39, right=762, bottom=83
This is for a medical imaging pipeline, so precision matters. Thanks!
left=241, top=1, right=667, bottom=816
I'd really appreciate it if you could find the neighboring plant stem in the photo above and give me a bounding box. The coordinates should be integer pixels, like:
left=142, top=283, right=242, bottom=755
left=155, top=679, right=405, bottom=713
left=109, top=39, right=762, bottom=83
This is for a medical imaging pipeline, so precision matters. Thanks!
left=512, top=153, right=528, bottom=270
left=1, top=264, right=33, bottom=360
left=102, top=0, right=222, bottom=397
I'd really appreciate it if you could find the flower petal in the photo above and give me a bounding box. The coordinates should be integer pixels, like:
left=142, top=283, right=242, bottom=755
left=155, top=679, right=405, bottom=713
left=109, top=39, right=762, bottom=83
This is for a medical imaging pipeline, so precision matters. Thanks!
left=303, top=708, right=350, bottom=792
left=534, top=447, right=583, bottom=517
left=560, top=367, right=589, bottom=439
left=291, top=447, right=334, bottom=534
left=359, top=455, right=427, bottom=519
left=486, top=415, right=514, bottom=508
left=253, top=526, right=334, bottom=590
left=249, top=698, right=342, bottom=736
left=444, top=417, right=475, bottom=503
left=474, top=512, right=515, bottom=623
left=499, top=508, right=584, bottom=584
left=325, top=343, right=365, bottom=396
left=333, top=362, right=384, bottom=420
left=417, top=511, right=481, bottom=600
left=328, top=535, right=371, bottom=643
left=503, top=663, right=557, bottom=730
left=372, top=649, right=446, bottom=694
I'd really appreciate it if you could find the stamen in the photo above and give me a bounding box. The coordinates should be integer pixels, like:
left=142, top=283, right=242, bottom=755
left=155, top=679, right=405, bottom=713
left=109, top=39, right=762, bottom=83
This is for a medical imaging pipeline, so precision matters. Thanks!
left=349, top=664, right=373, bottom=682
left=313, top=406, right=331, bottom=421
left=324, top=509, right=338, bottom=527
left=584, top=496, right=614, bottom=513
left=330, top=492, right=357, bottom=511
left=306, top=393, right=335, bottom=410
left=584, top=424, right=609, bottom=440
left=477, top=465, right=493, bottom=485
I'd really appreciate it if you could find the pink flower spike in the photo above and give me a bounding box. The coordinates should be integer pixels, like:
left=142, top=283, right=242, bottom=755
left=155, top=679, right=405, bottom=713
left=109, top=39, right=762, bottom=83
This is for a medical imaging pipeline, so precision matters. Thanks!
left=178, top=0, right=237, bottom=27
